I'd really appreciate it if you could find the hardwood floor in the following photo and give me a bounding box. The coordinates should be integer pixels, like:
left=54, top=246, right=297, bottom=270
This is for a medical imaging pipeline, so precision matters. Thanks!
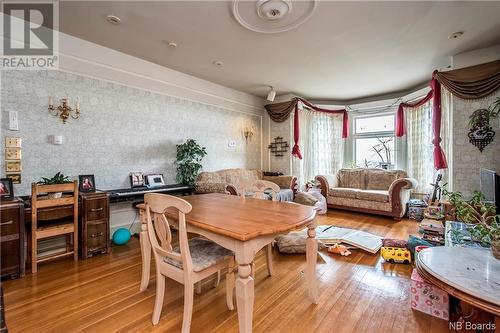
left=2, top=210, right=450, bottom=333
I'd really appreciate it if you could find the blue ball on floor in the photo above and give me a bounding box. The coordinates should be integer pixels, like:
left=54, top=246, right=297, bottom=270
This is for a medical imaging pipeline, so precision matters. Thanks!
left=112, top=228, right=131, bottom=245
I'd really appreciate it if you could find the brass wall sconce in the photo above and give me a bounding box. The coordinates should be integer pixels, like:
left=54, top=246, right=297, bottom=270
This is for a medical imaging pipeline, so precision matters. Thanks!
left=48, top=96, right=80, bottom=123
left=243, top=127, right=254, bottom=143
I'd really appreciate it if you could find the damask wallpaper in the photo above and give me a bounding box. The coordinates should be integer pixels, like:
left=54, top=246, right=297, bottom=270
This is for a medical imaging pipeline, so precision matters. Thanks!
left=1, top=70, right=262, bottom=195
left=452, top=91, right=500, bottom=198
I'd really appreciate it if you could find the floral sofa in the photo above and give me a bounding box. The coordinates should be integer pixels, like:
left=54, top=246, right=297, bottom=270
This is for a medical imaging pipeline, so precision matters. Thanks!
left=315, top=168, right=417, bottom=220
left=195, top=168, right=297, bottom=195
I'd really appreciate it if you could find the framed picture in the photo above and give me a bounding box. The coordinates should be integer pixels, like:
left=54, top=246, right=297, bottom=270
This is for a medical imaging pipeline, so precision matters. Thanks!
left=0, top=178, right=14, bottom=199
left=6, top=174, right=21, bottom=184
left=78, top=174, right=96, bottom=193
left=5, top=160, right=22, bottom=172
left=130, top=172, right=145, bottom=188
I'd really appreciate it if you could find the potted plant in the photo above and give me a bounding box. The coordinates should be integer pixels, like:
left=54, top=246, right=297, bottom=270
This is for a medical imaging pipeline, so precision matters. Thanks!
left=37, top=172, right=72, bottom=198
left=175, top=139, right=207, bottom=186
left=443, top=189, right=499, bottom=259
left=468, top=97, right=500, bottom=128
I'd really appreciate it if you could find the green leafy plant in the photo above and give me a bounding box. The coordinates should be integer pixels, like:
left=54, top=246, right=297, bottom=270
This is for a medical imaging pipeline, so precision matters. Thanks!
left=175, top=139, right=207, bottom=186
left=442, top=189, right=495, bottom=223
left=443, top=188, right=500, bottom=257
left=468, top=97, right=500, bottom=128
left=37, top=172, right=71, bottom=185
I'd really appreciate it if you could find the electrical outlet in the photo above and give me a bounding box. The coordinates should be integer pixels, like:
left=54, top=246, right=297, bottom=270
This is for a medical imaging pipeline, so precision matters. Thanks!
left=228, top=140, right=236, bottom=148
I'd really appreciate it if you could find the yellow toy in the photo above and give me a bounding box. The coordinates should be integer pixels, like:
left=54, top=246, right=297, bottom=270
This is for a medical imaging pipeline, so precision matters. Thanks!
left=381, top=246, right=411, bottom=264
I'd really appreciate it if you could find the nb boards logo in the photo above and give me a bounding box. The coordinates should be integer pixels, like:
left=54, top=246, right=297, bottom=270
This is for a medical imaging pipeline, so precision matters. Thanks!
left=1, top=1, right=59, bottom=70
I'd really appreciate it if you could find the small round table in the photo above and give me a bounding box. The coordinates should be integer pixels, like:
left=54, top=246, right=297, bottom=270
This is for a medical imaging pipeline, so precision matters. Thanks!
left=416, top=246, right=500, bottom=319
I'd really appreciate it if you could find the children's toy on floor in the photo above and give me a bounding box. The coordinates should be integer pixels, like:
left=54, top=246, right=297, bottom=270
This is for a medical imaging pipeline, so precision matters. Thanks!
left=327, top=243, right=352, bottom=256
left=380, top=238, right=411, bottom=264
left=407, top=199, right=427, bottom=221
left=410, top=268, right=449, bottom=320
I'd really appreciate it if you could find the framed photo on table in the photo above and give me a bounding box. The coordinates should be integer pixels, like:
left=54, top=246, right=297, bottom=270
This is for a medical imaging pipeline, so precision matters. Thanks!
left=0, top=178, right=14, bottom=199
left=130, top=172, right=145, bottom=188
left=78, top=175, right=96, bottom=193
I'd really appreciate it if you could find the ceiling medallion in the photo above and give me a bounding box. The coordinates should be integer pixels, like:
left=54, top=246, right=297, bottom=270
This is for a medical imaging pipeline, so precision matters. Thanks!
left=232, top=0, right=317, bottom=34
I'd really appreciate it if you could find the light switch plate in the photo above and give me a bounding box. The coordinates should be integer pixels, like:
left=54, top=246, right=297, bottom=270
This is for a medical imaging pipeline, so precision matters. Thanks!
left=6, top=173, right=21, bottom=184
left=5, top=148, right=21, bottom=160
left=8, top=111, right=19, bottom=131
left=5, top=137, right=22, bottom=148
left=5, top=160, right=22, bottom=172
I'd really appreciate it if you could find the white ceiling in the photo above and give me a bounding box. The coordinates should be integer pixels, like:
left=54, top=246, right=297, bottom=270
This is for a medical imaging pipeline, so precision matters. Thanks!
left=59, top=1, right=500, bottom=101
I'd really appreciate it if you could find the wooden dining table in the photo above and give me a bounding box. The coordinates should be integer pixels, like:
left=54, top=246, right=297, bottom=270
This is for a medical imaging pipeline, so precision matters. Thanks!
left=137, top=193, right=318, bottom=333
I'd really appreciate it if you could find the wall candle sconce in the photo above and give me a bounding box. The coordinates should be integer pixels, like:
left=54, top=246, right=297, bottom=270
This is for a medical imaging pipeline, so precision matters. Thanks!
left=48, top=96, right=80, bottom=123
left=243, top=126, right=254, bottom=143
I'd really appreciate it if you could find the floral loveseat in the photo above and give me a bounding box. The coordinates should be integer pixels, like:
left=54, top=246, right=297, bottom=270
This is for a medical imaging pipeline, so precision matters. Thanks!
left=315, top=168, right=417, bottom=220
left=195, top=168, right=297, bottom=195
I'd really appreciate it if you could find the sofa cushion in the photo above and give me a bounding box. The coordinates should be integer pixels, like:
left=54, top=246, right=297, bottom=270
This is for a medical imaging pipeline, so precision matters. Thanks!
left=327, top=196, right=392, bottom=212
left=356, top=190, right=389, bottom=203
left=329, top=187, right=359, bottom=199
left=337, top=169, right=365, bottom=189
left=366, top=169, right=407, bottom=190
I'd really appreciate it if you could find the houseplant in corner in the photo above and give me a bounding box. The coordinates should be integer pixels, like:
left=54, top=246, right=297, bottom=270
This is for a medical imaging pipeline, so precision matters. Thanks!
left=443, top=189, right=500, bottom=259
left=37, top=172, right=72, bottom=198
left=175, top=139, right=207, bottom=186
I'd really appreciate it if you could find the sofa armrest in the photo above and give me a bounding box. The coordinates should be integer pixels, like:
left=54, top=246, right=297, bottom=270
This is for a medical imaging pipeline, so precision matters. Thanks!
left=315, top=175, right=338, bottom=197
left=225, top=184, right=238, bottom=196
left=195, top=181, right=228, bottom=194
left=388, top=178, right=417, bottom=195
left=388, top=178, right=417, bottom=218
left=262, top=175, right=298, bottom=193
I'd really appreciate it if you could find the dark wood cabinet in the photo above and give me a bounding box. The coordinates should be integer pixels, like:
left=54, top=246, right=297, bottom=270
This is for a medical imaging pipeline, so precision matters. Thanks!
left=79, top=192, right=110, bottom=259
left=0, top=199, right=25, bottom=279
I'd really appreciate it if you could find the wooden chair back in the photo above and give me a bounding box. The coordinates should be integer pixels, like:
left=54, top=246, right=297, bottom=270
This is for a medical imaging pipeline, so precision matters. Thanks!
left=246, top=180, right=280, bottom=201
left=144, top=193, right=194, bottom=272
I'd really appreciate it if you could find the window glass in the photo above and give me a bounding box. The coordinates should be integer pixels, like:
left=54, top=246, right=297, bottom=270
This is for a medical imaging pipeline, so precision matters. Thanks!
left=355, top=136, right=395, bottom=168
left=355, top=115, right=395, bottom=134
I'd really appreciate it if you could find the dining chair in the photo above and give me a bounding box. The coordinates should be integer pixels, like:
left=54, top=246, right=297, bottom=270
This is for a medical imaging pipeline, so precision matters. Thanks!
left=31, top=181, right=79, bottom=273
left=235, top=179, right=280, bottom=277
left=144, top=193, right=235, bottom=331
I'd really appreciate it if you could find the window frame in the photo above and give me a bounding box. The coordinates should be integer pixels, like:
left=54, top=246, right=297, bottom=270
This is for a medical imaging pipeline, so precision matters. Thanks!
left=352, top=111, right=399, bottom=169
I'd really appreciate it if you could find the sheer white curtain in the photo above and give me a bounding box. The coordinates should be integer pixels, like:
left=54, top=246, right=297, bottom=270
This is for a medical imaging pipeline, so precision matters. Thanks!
left=406, top=90, right=452, bottom=193
left=291, top=108, right=344, bottom=188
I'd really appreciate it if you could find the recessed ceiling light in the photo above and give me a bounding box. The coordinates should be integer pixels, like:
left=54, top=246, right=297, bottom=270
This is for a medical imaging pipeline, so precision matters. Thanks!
left=167, top=41, right=177, bottom=49
left=213, top=60, right=224, bottom=66
left=106, top=15, right=121, bottom=25
left=449, top=31, right=464, bottom=40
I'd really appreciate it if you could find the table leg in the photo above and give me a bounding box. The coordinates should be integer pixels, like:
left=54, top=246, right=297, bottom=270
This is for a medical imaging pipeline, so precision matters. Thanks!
left=306, top=222, right=318, bottom=304
left=139, top=209, right=151, bottom=292
left=235, top=263, right=254, bottom=333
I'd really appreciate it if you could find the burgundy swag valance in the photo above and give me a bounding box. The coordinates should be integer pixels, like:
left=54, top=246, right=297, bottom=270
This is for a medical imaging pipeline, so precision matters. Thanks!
left=265, top=97, right=348, bottom=159
left=396, top=59, right=500, bottom=170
